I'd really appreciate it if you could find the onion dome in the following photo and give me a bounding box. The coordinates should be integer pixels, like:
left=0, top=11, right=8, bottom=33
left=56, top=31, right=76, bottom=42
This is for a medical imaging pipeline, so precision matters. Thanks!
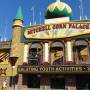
left=45, top=0, right=72, bottom=19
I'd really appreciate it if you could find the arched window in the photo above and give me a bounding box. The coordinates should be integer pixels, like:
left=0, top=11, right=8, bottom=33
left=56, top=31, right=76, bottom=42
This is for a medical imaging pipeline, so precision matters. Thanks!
left=73, top=40, right=89, bottom=64
left=28, top=43, right=42, bottom=65
left=50, top=41, right=65, bottom=65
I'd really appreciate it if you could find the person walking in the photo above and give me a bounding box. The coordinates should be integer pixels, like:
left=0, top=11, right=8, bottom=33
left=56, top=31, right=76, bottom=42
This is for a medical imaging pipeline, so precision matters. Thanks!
left=2, top=79, right=7, bottom=90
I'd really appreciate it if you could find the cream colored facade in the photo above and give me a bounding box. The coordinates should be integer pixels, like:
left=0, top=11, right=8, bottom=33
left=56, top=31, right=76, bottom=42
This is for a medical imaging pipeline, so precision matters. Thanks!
left=0, top=1, right=90, bottom=90
left=0, top=19, right=90, bottom=90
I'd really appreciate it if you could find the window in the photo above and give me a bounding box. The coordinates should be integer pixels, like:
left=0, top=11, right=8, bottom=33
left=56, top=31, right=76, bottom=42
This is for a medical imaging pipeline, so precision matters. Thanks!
left=73, top=40, right=89, bottom=64
left=50, top=41, right=65, bottom=65
left=28, top=43, right=42, bottom=65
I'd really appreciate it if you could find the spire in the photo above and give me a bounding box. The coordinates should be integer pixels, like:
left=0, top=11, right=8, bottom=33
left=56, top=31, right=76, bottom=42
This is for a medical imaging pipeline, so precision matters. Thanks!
left=14, top=6, right=23, bottom=21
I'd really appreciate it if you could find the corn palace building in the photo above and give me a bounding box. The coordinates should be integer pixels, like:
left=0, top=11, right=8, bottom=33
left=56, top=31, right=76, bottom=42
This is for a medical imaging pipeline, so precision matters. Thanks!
left=1, top=0, right=90, bottom=90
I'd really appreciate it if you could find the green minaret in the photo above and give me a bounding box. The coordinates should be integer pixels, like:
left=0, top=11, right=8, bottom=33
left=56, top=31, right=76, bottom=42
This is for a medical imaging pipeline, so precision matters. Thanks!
left=10, top=6, right=24, bottom=75
left=13, top=6, right=23, bottom=27
left=14, top=6, right=23, bottom=21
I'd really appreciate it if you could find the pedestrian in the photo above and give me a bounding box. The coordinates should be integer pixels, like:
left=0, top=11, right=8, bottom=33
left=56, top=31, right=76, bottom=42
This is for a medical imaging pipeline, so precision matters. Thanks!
left=2, top=79, right=7, bottom=90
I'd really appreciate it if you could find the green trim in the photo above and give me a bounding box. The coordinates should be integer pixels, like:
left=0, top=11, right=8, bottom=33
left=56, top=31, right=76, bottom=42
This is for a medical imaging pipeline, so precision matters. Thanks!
left=14, top=6, right=23, bottom=20
left=45, top=6, right=71, bottom=19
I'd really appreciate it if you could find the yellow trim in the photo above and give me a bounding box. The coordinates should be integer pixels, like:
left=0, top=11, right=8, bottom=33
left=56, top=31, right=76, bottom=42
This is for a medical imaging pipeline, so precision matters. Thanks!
left=13, top=20, right=23, bottom=26
left=24, top=32, right=90, bottom=40
left=0, top=59, right=9, bottom=65
left=49, top=3, right=55, bottom=12
left=57, top=2, right=65, bottom=11
left=48, top=2, right=72, bottom=13
left=66, top=4, right=72, bottom=13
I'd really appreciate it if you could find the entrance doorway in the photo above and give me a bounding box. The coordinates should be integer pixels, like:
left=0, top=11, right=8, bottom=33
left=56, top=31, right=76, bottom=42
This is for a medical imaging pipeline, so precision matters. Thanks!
left=76, top=76, right=90, bottom=90
left=50, top=78, right=65, bottom=90
left=27, top=75, right=40, bottom=88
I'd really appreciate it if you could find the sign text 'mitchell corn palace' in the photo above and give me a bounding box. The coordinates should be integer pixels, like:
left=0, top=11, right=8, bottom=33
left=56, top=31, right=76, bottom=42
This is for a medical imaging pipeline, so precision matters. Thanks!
left=24, top=22, right=90, bottom=39
left=27, top=23, right=90, bottom=34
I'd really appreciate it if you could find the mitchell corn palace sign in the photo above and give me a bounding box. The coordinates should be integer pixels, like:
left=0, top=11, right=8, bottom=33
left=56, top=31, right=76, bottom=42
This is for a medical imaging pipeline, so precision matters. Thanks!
left=24, top=22, right=90, bottom=40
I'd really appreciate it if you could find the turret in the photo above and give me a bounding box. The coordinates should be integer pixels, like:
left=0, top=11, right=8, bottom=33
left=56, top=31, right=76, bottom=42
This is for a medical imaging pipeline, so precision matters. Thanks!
left=13, top=6, right=23, bottom=27
left=10, top=6, right=24, bottom=71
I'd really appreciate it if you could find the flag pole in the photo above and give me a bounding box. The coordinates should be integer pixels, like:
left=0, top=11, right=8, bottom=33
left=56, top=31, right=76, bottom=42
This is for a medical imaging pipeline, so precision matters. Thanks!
left=33, top=7, right=34, bottom=25
left=80, top=0, right=84, bottom=20
left=30, top=22, right=32, bottom=26
left=31, top=6, right=35, bottom=25
left=40, top=12, right=41, bottom=24
left=79, top=5, right=82, bottom=20
left=4, top=20, right=7, bottom=41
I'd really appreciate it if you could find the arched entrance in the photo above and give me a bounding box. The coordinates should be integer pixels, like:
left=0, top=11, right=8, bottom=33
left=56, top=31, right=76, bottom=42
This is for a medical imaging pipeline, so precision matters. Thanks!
left=73, top=40, right=89, bottom=64
left=50, top=77, right=65, bottom=90
left=28, top=43, right=42, bottom=65
left=27, top=74, right=40, bottom=89
left=76, top=75, right=90, bottom=90
left=50, top=41, right=65, bottom=65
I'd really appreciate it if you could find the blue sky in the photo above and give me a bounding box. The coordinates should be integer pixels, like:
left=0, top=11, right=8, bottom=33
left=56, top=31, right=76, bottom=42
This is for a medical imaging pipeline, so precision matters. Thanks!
left=0, top=0, right=90, bottom=40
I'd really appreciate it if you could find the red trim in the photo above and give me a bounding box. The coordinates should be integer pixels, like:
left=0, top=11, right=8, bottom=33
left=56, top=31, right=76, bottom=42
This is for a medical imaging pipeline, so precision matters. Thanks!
left=41, top=61, right=50, bottom=65
left=65, top=61, right=75, bottom=65
left=42, top=40, right=49, bottom=43
left=65, top=38, right=72, bottom=41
